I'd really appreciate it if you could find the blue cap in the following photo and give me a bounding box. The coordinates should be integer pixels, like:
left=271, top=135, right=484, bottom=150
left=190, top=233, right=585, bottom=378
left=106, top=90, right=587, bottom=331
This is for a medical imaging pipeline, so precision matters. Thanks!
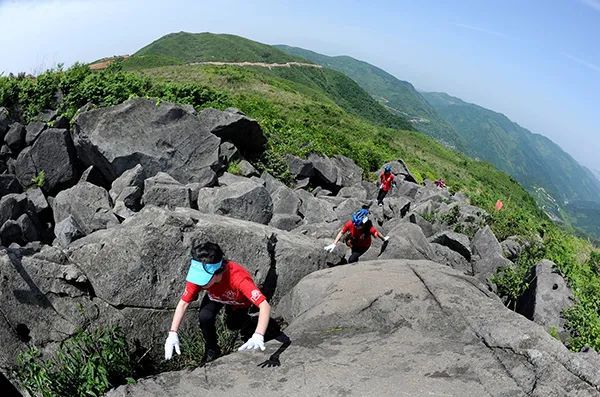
left=186, top=259, right=224, bottom=286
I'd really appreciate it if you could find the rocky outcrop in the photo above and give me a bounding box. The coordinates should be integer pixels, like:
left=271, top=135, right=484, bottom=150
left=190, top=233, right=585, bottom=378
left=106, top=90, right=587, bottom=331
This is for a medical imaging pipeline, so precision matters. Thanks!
left=198, top=108, right=266, bottom=157
left=109, top=260, right=600, bottom=396
left=197, top=181, right=273, bottom=224
left=517, top=260, right=574, bottom=341
left=15, top=128, right=78, bottom=193
left=142, top=172, right=191, bottom=210
left=52, top=181, right=119, bottom=235
left=73, top=98, right=222, bottom=184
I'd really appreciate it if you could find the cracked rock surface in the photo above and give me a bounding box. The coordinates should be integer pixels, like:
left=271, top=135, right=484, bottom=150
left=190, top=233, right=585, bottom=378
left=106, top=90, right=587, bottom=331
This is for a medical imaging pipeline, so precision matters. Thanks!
left=108, top=260, right=600, bottom=397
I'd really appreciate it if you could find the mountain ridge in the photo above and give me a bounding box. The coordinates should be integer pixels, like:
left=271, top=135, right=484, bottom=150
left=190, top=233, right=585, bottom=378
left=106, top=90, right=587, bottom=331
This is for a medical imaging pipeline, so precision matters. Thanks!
left=275, top=44, right=465, bottom=150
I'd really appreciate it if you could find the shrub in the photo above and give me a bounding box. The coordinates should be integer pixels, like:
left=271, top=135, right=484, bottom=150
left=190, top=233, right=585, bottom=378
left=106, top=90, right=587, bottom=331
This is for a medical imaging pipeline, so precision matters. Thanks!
left=15, top=327, right=136, bottom=397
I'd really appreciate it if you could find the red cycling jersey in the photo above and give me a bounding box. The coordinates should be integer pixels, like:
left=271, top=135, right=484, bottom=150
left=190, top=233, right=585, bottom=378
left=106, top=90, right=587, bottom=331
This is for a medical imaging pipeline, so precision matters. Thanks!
left=380, top=172, right=395, bottom=192
left=341, top=220, right=379, bottom=249
left=181, top=260, right=266, bottom=308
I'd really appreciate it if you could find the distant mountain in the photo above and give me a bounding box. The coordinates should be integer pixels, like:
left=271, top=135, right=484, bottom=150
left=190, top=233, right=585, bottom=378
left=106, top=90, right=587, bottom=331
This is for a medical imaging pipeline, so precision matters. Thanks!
left=275, top=45, right=465, bottom=149
left=135, top=32, right=307, bottom=64
left=423, top=92, right=600, bottom=234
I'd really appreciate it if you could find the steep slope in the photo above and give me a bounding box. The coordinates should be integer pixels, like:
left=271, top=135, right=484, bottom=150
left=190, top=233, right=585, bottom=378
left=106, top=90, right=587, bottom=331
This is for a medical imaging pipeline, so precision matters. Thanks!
left=423, top=92, right=600, bottom=232
left=275, top=44, right=464, bottom=149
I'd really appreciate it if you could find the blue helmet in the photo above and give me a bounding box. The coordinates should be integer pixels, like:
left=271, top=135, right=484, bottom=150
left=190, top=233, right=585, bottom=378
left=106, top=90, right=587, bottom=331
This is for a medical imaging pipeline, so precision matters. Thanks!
left=352, top=208, right=369, bottom=226
left=384, top=165, right=392, bottom=173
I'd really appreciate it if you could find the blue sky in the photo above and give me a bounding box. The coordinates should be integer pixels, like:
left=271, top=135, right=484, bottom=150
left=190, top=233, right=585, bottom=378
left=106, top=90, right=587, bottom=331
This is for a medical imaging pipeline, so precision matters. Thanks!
left=1, top=0, right=599, bottom=171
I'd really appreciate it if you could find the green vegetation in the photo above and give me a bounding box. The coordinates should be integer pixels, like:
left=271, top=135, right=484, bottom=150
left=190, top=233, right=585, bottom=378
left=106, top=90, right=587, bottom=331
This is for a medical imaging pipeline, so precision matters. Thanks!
left=31, top=169, right=46, bottom=188
left=227, top=160, right=242, bottom=175
left=0, top=62, right=227, bottom=122
left=275, top=44, right=465, bottom=149
left=14, top=319, right=240, bottom=396
left=134, top=32, right=307, bottom=64
left=15, top=327, right=136, bottom=397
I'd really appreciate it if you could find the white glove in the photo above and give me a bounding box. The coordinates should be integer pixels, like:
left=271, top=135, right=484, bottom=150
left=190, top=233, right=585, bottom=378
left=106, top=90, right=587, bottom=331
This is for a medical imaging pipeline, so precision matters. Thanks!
left=238, top=333, right=265, bottom=351
left=324, top=243, right=336, bottom=253
left=164, top=331, right=181, bottom=360
left=384, top=236, right=390, bottom=242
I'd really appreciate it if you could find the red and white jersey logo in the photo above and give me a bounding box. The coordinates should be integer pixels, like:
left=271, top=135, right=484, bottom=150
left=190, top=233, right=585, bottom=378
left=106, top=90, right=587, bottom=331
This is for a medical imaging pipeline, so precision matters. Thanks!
left=250, top=289, right=262, bottom=303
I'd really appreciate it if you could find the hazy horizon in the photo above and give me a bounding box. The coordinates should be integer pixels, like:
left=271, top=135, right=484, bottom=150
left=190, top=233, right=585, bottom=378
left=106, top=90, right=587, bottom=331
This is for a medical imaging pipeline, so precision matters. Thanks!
left=1, top=0, right=598, bottom=173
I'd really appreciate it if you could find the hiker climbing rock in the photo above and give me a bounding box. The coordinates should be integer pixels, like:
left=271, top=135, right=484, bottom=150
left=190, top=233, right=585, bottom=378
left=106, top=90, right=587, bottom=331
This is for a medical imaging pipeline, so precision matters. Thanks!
left=165, top=242, right=289, bottom=365
left=434, top=178, right=446, bottom=188
left=377, top=165, right=397, bottom=206
left=324, top=208, right=389, bottom=263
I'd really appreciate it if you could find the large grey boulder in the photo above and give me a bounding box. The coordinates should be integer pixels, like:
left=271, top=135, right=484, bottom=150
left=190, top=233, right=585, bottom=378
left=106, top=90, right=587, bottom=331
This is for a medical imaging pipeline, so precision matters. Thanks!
left=471, top=227, right=514, bottom=284
left=517, top=260, right=574, bottom=340
left=218, top=172, right=252, bottom=186
left=53, top=181, right=119, bottom=235
left=332, top=155, right=363, bottom=187
left=218, top=141, right=240, bottom=164
left=268, top=213, right=303, bottom=231
left=362, top=222, right=434, bottom=261
left=307, top=153, right=338, bottom=188
left=198, top=107, right=266, bottom=156
left=406, top=212, right=436, bottom=237
left=54, top=215, right=85, bottom=247
left=197, top=181, right=273, bottom=224
left=270, top=185, right=301, bottom=215
left=237, top=159, right=258, bottom=177
left=337, top=184, right=368, bottom=200
left=142, top=172, right=191, bottom=210
left=285, top=154, right=314, bottom=181
left=387, top=196, right=411, bottom=218
left=430, top=242, right=472, bottom=275
left=296, top=189, right=337, bottom=224
left=396, top=180, right=421, bottom=199
left=0, top=193, right=30, bottom=226
left=429, top=231, right=472, bottom=261
left=73, top=98, right=221, bottom=184
left=0, top=250, right=95, bottom=370
left=24, top=121, right=46, bottom=145
left=333, top=197, right=364, bottom=222
left=260, top=171, right=285, bottom=194
left=25, top=187, right=49, bottom=215
left=110, top=260, right=600, bottom=396
left=4, top=122, right=26, bottom=153
left=0, top=174, right=22, bottom=196
left=15, top=128, right=78, bottom=193
left=110, top=164, right=145, bottom=206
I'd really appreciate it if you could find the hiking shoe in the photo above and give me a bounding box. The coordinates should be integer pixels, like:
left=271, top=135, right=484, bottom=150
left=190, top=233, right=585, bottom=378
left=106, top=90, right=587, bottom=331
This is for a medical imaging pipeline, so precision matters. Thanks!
left=200, top=348, right=221, bottom=366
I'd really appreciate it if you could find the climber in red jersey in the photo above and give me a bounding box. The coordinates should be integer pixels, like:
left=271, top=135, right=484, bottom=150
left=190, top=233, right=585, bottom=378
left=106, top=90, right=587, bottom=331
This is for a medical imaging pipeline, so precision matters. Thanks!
left=164, top=242, right=288, bottom=366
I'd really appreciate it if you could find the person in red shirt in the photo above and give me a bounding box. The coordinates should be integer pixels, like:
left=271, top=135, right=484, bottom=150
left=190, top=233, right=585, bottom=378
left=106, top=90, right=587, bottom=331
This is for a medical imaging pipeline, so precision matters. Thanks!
left=377, top=165, right=397, bottom=206
left=164, top=242, right=286, bottom=365
left=325, top=208, right=389, bottom=263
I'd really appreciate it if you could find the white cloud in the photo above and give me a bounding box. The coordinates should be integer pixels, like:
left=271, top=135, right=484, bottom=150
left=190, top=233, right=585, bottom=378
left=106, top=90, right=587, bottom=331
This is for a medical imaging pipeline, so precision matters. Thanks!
left=453, top=23, right=510, bottom=39
left=562, top=52, right=600, bottom=73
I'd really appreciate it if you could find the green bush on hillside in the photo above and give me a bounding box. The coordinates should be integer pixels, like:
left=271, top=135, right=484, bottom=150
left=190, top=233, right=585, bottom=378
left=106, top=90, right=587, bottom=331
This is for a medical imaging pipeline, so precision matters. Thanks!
left=15, top=327, right=136, bottom=397
left=0, top=62, right=227, bottom=122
